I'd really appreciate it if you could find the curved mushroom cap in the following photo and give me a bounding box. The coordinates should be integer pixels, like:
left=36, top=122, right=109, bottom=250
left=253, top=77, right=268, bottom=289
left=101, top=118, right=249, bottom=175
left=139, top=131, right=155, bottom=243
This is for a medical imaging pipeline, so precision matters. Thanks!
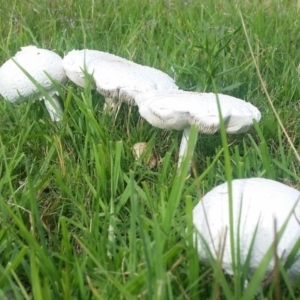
left=62, top=49, right=178, bottom=104
left=0, top=45, right=67, bottom=103
left=62, top=49, right=109, bottom=88
left=134, top=90, right=261, bottom=133
left=193, top=178, right=300, bottom=282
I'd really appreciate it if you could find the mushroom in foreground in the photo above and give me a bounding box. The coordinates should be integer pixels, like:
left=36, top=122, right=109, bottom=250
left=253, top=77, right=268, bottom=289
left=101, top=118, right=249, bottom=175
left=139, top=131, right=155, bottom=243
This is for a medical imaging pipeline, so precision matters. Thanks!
left=193, top=178, right=300, bottom=287
left=134, top=90, right=261, bottom=173
left=0, top=45, right=67, bottom=121
left=62, top=49, right=178, bottom=111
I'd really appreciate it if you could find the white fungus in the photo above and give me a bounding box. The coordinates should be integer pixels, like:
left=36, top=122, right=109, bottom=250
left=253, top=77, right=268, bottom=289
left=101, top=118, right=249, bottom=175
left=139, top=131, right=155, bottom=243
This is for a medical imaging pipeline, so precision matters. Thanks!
left=134, top=90, right=261, bottom=173
left=0, top=45, right=67, bottom=121
left=62, top=49, right=178, bottom=110
left=193, top=178, right=300, bottom=285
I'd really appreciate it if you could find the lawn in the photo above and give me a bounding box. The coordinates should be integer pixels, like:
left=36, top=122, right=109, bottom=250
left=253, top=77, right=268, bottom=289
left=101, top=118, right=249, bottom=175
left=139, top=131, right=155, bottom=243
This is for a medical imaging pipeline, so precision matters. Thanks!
left=0, top=0, right=300, bottom=299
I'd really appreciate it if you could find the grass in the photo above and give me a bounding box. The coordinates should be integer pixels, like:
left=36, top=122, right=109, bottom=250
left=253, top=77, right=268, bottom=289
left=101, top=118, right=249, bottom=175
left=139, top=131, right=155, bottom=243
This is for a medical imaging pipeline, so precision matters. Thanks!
left=0, top=0, right=300, bottom=298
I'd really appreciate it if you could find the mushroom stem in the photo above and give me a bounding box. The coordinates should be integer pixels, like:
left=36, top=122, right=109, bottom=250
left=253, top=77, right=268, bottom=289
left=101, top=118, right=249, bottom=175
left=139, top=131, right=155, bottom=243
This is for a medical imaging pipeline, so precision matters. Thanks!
left=177, top=127, right=198, bottom=174
left=44, top=94, right=63, bottom=122
left=103, top=97, right=118, bottom=111
left=103, top=97, right=122, bottom=121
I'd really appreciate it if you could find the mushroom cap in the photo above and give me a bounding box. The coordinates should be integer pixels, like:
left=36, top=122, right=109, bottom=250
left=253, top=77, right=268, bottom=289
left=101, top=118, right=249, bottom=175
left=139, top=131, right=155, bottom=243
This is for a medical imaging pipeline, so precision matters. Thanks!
left=0, top=45, right=67, bottom=103
left=134, top=90, right=261, bottom=133
left=62, top=49, right=108, bottom=88
left=62, top=49, right=178, bottom=104
left=193, top=178, right=300, bottom=282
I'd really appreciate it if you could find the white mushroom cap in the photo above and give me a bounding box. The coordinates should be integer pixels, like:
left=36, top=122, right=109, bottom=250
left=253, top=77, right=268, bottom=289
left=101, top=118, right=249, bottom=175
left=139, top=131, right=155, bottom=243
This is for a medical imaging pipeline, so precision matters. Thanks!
left=134, top=90, right=261, bottom=173
left=62, top=49, right=178, bottom=105
left=0, top=45, right=67, bottom=103
left=62, top=49, right=107, bottom=88
left=193, top=178, right=300, bottom=283
left=91, top=55, right=178, bottom=104
left=134, top=90, right=261, bottom=133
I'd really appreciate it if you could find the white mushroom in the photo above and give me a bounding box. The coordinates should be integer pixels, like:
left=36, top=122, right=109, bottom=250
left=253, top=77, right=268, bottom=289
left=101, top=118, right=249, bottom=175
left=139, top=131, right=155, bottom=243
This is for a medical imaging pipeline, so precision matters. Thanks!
left=62, top=49, right=102, bottom=89
left=62, top=49, right=178, bottom=110
left=134, top=90, right=261, bottom=173
left=0, top=45, right=67, bottom=121
left=132, top=142, right=157, bottom=169
left=193, top=178, right=300, bottom=285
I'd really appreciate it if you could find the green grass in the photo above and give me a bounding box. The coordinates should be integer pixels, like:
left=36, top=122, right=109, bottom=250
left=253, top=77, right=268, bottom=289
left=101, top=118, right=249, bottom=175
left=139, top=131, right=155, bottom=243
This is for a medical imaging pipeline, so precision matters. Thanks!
left=1, top=0, right=300, bottom=299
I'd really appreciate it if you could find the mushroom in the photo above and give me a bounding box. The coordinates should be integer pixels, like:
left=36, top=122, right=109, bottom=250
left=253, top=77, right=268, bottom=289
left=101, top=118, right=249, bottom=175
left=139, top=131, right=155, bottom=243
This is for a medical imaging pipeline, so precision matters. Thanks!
left=62, top=49, right=101, bottom=89
left=134, top=90, right=261, bottom=173
left=0, top=45, right=67, bottom=121
left=62, top=49, right=178, bottom=111
left=132, top=142, right=158, bottom=169
left=192, top=178, right=300, bottom=286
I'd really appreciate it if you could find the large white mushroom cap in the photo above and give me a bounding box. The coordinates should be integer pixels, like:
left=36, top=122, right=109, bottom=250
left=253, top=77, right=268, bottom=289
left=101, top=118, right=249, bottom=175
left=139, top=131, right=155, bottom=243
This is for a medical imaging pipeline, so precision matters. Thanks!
left=62, top=49, right=178, bottom=105
left=0, top=45, right=66, bottom=103
left=62, top=49, right=107, bottom=88
left=193, top=178, right=300, bottom=283
left=0, top=45, right=67, bottom=121
left=134, top=90, right=261, bottom=133
left=90, top=54, right=178, bottom=104
left=134, top=90, right=261, bottom=173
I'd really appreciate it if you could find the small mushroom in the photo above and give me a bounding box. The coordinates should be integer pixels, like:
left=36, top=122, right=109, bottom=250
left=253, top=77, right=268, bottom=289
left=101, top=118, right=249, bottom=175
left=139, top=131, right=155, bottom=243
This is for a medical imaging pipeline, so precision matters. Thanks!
left=132, top=142, right=149, bottom=159
left=132, top=142, right=157, bottom=169
left=0, top=45, right=67, bottom=121
left=62, top=49, right=178, bottom=111
left=192, top=178, right=300, bottom=286
left=134, top=90, right=261, bottom=174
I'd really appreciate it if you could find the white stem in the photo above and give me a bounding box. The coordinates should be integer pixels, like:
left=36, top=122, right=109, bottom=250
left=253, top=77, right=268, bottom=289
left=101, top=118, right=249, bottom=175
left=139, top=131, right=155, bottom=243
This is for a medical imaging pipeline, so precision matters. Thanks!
left=44, top=94, right=63, bottom=122
left=103, top=97, right=122, bottom=121
left=177, top=127, right=198, bottom=175
left=103, top=97, right=118, bottom=111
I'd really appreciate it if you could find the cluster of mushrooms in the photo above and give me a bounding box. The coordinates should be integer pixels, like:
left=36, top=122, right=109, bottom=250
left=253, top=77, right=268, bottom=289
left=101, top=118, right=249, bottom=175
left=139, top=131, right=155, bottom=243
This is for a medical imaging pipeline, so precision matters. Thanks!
left=0, top=45, right=299, bottom=289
